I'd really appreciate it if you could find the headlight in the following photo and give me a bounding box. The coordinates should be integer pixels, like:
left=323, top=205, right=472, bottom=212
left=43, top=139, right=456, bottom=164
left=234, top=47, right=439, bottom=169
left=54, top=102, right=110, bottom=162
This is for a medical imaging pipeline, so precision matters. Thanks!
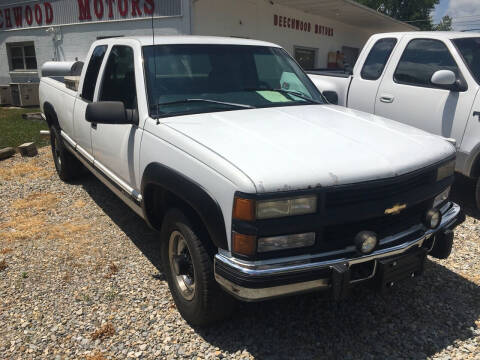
left=433, top=187, right=451, bottom=208
left=256, top=196, right=317, bottom=219
left=257, top=232, right=315, bottom=253
left=437, top=160, right=455, bottom=182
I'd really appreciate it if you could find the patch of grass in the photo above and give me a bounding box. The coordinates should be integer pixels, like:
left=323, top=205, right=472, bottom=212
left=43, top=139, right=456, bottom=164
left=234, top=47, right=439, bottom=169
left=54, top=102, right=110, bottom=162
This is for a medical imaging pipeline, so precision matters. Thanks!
left=90, top=323, right=115, bottom=341
left=85, top=352, right=108, bottom=360
left=21, top=271, right=28, bottom=278
left=0, top=107, right=48, bottom=149
left=11, top=192, right=58, bottom=211
left=0, top=155, right=53, bottom=181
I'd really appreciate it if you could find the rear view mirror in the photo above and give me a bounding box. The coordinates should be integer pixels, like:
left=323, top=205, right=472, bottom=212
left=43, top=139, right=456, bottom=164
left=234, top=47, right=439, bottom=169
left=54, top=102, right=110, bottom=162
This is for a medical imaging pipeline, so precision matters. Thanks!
left=86, top=101, right=138, bottom=125
left=323, top=91, right=339, bottom=105
left=431, top=70, right=456, bottom=87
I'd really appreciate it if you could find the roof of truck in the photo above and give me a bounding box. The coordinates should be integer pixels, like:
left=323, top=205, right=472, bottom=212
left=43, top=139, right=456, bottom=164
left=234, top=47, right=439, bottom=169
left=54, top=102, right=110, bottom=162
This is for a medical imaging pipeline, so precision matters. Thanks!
left=373, top=31, right=480, bottom=39
left=121, top=35, right=281, bottom=48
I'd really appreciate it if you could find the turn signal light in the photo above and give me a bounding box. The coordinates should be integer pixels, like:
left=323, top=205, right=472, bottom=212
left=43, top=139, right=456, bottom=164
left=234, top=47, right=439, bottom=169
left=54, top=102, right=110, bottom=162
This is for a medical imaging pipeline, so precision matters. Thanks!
left=232, top=232, right=256, bottom=257
left=233, top=197, right=255, bottom=221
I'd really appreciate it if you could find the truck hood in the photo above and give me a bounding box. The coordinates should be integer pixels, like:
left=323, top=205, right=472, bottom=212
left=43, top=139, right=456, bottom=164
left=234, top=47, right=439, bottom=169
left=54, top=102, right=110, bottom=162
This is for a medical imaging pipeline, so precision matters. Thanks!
left=163, top=105, right=455, bottom=193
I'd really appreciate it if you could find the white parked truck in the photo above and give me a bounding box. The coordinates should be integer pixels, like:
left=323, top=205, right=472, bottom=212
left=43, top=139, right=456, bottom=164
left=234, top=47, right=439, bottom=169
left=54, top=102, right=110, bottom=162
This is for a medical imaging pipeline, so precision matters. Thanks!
left=308, top=32, right=480, bottom=208
left=39, top=36, right=462, bottom=325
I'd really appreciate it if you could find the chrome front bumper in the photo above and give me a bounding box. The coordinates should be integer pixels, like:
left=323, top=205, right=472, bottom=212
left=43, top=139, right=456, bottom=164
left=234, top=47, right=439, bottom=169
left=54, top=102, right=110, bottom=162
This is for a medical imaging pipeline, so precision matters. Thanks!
left=214, top=202, right=461, bottom=301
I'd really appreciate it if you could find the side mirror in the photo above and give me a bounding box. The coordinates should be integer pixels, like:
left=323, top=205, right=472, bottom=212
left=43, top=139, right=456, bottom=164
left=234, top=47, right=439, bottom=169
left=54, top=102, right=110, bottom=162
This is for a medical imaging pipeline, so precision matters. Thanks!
left=85, top=101, right=138, bottom=125
left=323, top=90, right=339, bottom=105
left=431, top=70, right=456, bottom=87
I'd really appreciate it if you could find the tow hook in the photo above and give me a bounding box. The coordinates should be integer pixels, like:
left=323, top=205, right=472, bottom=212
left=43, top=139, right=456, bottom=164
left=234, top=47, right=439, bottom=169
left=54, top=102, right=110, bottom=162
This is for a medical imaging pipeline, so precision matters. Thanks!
left=429, top=229, right=454, bottom=259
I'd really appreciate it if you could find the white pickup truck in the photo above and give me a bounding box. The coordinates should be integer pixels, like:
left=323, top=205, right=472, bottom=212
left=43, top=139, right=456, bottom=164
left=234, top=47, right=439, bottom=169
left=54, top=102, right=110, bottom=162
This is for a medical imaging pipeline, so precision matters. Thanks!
left=39, top=36, right=462, bottom=326
left=308, top=32, right=480, bottom=208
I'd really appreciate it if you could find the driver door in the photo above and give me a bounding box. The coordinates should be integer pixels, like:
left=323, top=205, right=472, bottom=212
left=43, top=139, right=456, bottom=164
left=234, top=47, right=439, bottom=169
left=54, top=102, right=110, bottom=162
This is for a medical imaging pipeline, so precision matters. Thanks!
left=375, top=36, right=475, bottom=143
left=90, top=45, right=143, bottom=194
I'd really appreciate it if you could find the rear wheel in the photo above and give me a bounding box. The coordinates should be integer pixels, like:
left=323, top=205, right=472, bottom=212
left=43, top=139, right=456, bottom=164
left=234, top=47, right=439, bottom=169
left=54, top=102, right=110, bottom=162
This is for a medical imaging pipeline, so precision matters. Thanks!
left=50, top=126, right=84, bottom=182
left=160, top=209, right=235, bottom=326
left=476, top=177, right=480, bottom=210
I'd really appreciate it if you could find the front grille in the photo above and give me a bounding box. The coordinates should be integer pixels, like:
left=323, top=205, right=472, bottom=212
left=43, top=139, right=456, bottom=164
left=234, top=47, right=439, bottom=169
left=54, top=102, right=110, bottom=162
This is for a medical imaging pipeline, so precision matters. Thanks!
left=320, top=201, right=428, bottom=252
left=325, top=169, right=436, bottom=208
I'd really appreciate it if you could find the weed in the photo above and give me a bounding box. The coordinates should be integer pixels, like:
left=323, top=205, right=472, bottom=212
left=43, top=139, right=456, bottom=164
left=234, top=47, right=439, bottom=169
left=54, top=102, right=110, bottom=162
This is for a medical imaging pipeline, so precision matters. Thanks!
left=104, top=286, right=122, bottom=302
left=0, top=248, right=12, bottom=254
left=104, top=263, right=119, bottom=279
left=90, top=323, right=115, bottom=340
left=21, top=272, right=28, bottom=278
left=0, top=259, right=7, bottom=271
left=85, top=351, right=108, bottom=360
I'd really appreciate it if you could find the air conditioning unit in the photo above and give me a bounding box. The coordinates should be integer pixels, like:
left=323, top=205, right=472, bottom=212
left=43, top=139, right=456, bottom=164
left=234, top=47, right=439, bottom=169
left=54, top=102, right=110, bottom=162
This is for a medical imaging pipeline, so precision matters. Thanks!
left=9, top=83, right=39, bottom=107
left=0, top=85, right=12, bottom=105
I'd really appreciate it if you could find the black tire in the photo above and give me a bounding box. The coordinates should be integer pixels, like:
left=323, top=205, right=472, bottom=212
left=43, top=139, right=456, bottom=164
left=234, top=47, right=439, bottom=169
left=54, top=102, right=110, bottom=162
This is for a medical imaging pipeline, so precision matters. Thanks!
left=50, top=126, right=84, bottom=182
left=160, top=209, right=235, bottom=326
left=476, top=177, right=480, bottom=211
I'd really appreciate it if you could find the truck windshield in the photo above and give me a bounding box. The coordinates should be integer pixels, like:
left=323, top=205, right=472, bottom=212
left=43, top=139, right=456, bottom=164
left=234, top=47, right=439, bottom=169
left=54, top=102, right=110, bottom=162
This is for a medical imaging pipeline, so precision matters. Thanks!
left=142, top=44, right=324, bottom=118
left=453, top=37, right=480, bottom=84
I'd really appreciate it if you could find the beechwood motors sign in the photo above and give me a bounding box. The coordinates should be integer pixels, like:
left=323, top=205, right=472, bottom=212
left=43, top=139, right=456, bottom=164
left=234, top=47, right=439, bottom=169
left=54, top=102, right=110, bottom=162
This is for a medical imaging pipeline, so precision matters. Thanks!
left=0, top=0, right=181, bottom=30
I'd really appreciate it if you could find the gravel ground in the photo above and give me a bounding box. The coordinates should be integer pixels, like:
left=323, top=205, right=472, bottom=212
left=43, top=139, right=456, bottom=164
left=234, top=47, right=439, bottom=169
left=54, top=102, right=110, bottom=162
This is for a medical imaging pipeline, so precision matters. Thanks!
left=1, top=147, right=480, bottom=360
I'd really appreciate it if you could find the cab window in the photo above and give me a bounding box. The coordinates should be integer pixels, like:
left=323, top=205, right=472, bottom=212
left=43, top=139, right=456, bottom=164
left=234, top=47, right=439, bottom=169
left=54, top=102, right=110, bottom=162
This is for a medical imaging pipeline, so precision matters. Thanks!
left=394, top=39, right=460, bottom=88
left=361, top=38, right=397, bottom=80
left=100, top=45, right=137, bottom=109
left=81, top=45, right=107, bottom=101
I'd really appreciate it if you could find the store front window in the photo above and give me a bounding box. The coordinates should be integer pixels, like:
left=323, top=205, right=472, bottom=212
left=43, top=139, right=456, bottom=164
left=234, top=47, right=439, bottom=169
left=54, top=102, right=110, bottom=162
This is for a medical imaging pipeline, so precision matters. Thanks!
left=294, top=47, right=316, bottom=70
left=7, top=42, right=37, bottom=71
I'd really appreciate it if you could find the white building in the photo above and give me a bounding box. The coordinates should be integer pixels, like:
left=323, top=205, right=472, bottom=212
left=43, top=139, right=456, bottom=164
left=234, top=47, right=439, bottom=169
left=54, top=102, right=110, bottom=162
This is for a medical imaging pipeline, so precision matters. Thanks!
left=0, top=0, right=415, bottom=86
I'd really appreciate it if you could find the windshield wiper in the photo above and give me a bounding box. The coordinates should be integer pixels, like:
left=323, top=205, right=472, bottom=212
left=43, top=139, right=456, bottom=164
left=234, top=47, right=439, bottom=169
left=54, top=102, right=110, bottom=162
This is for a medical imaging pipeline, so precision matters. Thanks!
left=154, top=98, right=255, bottom=110
left=244, top=88, right=322, bottom=104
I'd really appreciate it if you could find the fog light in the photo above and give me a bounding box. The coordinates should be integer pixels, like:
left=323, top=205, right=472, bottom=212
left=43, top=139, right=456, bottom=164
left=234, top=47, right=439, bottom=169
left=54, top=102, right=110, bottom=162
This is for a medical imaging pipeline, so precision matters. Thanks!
left=354, top=231, right=378, bottom=255
left=424, top=209, right=442, bottom=229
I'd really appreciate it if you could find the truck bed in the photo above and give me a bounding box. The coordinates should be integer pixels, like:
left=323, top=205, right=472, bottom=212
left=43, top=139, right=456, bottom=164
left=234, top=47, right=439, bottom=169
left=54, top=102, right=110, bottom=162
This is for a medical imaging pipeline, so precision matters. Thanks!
left=307, top=72, right=352, bottom=106
left=39, top=77, right=78, bottom=137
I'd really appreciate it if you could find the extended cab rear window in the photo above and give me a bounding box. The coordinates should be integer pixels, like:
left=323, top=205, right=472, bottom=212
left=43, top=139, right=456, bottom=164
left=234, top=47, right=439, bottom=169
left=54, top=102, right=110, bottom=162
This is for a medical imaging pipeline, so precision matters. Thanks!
left=81, top=45, right=107, bottom=101
left=361, top=38, right=397, bottom=80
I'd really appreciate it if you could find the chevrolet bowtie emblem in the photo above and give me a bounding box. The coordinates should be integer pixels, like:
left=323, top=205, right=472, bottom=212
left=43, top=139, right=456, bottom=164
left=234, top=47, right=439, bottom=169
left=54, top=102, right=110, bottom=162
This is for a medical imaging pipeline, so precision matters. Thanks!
left=385, top=203, right=407, bottom=215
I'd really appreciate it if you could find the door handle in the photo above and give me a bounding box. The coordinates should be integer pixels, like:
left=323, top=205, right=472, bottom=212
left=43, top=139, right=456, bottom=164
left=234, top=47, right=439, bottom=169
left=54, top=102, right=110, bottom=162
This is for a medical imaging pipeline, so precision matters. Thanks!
left=91, top=122, right=97, bottom=130
left=379, top=95, right=395, bottom=103
left=474, top=111, right=480, bottom=120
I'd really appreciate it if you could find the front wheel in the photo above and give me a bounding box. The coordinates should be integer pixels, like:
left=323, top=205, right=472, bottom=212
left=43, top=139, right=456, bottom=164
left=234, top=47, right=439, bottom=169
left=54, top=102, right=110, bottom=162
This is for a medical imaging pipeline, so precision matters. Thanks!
left=160, top=209, right=235, bottom=326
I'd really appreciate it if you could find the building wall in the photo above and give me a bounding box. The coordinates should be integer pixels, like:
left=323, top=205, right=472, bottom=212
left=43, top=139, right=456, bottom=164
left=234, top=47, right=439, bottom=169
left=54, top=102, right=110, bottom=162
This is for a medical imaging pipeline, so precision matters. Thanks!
left=192, top=0, right=373, bottom=68
left=0, top=0, right=190, bottom=85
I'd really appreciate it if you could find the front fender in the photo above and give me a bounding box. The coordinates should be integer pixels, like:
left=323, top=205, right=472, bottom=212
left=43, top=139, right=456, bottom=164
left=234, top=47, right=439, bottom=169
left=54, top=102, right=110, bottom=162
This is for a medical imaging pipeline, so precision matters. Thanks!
left=141, top=162, right=228, bottom=250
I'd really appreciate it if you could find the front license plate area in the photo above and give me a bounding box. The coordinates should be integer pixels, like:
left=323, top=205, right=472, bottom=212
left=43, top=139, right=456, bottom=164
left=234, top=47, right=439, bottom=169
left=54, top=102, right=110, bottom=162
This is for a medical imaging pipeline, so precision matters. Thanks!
left=376, top=248, right=427, bottom=292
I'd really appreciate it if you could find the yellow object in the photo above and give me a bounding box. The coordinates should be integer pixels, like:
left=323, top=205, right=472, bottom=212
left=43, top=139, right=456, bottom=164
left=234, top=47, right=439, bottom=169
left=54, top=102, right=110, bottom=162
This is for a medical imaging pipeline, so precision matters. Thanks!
left=256, top=91, right=290, bottom=103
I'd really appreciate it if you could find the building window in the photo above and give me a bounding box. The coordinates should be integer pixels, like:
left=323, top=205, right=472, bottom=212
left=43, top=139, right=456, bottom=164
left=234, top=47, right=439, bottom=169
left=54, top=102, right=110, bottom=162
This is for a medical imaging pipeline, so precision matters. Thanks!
left=294, top=47, right=316, bottom=70
left=7, top=42, right=37, bottom=71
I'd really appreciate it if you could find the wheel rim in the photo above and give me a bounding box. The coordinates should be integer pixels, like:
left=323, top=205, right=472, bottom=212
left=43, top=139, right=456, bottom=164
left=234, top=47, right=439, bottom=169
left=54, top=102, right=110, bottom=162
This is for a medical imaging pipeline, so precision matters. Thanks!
left=169, top=230, right=196, bottom=301
left=53, top=134, right=62, bottom=170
